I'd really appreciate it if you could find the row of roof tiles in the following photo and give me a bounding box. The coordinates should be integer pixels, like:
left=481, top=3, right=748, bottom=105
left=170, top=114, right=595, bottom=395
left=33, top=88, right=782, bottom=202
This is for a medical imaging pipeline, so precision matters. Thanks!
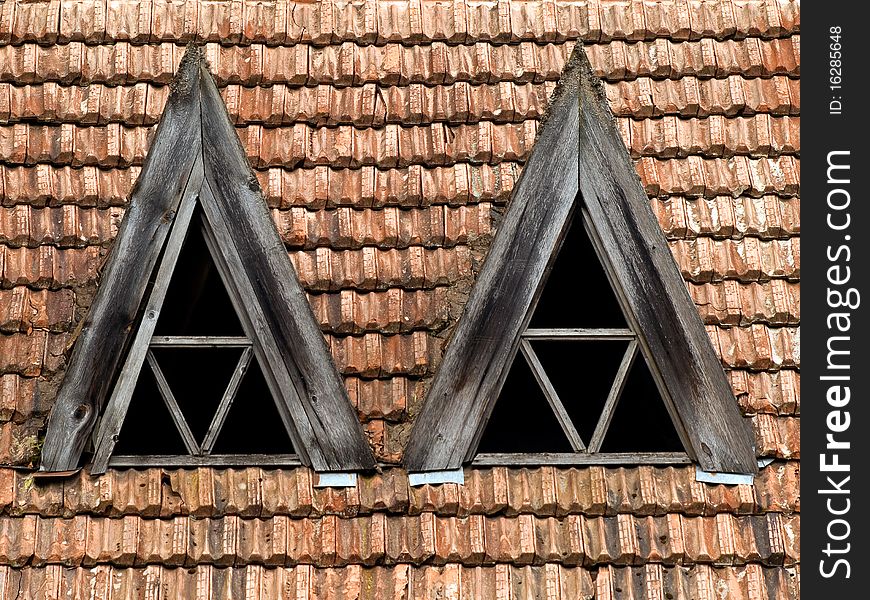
left=638, top=156, right=799, bottom=198
left=0, top=511, right=798, bottom=568
left=0, top=158, right=798, bottom=212
left=0, top=0, right=799, bottom=47
left=0, top=562, right=802, bottom=600
left=0, top=116, right=801, bottom=173
left=0, top=465, right=799, bottom=517
left=674, top=237, right=799, bottom=282
left=0, top=76, right=801, bottom=130
left=606, top=75, right=799, bottom=117
left=2, top=562, right=597, bottom=600
left=0, top=191, right=800, bottom=245
left=0, top=37, right=801, bottom=87
left=0, top=278, right=798, bottom=336
left=690, top=279, right=799, bottom=326
left=652, top=195, right=799, bottom=240
left=597, top=563, right=798, bottom=600
left=0, top=197, right=800, bottom=254
left=0, top=238, right=798, bottom=293
left=0, top=204, right=493, bottom=250
left=0, top=121, right=800, bottom=177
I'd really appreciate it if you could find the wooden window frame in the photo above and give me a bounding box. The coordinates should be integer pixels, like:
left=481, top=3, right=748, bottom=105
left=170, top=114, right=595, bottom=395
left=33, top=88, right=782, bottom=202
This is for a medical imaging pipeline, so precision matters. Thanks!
left=403, top=45, right=757, bottom=475
left=40, top=47, right=375, bottom=474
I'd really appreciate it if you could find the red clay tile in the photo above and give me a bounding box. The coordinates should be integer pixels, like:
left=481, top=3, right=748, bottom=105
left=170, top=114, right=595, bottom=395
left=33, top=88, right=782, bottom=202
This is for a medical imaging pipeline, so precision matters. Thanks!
left=0, top=514, right=37, bottom=566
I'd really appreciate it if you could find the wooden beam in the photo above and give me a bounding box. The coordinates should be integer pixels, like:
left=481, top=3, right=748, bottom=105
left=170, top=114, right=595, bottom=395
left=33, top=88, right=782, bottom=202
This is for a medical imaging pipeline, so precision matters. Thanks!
left=108, top=454, right=302, bottom=468
left=522, top=328, right=635, bottom=340
left=573, top=49, right=757, bottom=473
left=197, top=66, right=375, bottom=472
left=146, top=351, right=200, bottom=455
left=40, top=46, right=206, bottom=472
left=403, top=46, right=584, bottom=472
left=90, top=162, right=202, bottom=474
left=472, top=452, right=693, bottom=467
left=149, top=336, right=252, bottom=347
left=519, top=340, right=586, bottom=452
left=587, top=340, right=638, bottom=453
left=201, top=346, right=253, bottom=454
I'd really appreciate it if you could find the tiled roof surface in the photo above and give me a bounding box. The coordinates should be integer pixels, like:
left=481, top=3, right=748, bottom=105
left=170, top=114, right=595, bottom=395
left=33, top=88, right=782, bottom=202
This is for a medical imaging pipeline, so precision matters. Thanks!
left=0, top=1, right=798, bottom=598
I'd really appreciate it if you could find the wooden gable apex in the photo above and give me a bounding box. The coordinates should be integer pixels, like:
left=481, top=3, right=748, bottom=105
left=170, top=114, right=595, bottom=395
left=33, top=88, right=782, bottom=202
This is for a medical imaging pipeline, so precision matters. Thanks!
left=40, top=46, right=376, bottom=474
left=403, top=45, right=758, bottom=475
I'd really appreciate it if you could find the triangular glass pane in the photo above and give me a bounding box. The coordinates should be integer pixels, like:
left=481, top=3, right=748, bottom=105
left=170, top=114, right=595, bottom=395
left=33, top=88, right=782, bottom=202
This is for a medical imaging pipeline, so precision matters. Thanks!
left=531, top=339, right=628, bottom=444
left=598, top=357, right=684, bottom=453
left=150, top=347, right=242, bottom=445
left=211, top=360, right=297, bottom=454
left=154, top=207, right=244, bottom=336
left=477, top=353, right=574, bottom=453
left=113, top=367, right=188, bottom=455
left=529, top=208, right=627, bottom=328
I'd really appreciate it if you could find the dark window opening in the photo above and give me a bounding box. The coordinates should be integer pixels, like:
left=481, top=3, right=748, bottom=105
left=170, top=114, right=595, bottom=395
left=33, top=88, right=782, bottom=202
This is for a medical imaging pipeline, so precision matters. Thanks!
left=599, top=358, right=683, bottom=453
left=531, top=339, right=626, bottom=444
left=149, top=347, right=241, bottom=444
left=110, top=204, right=298, bottom=460
left=477, top=204, right=686, bottom=459
left=529, top=207, right=626, bottom=329
left=114, top=367, right=188, bottom=455
left=154, top=207, right=243, bottom=337
left=477, top=354, right=573, bottom=454
left=212, top=361, right=296, bottom=454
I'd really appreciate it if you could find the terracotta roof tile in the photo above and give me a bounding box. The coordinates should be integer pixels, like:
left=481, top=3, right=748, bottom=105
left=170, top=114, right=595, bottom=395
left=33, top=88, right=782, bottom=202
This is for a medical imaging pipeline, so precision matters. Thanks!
left=689, top=280, right=799, bottom=326
left=652, top=195, right=800, bottom=240
left=0, top=206, right=120, bottom=249
left=1, top=246, right=103, bottom=289
left=0, top=375, right=42, bottom=423
left=0, top=288, right=76, bottom=334
left=597, top=563, right=799, bottom=600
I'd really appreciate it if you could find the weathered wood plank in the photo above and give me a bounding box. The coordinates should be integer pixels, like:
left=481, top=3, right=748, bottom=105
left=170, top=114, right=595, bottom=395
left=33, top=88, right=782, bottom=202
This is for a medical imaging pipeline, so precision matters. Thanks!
left=201, top=346, right=253, bottom=454
left=197, top=65, right=375, bottom=472
left=522, top=328, right=635, bottom=340
left=573, top=49, right=757, bottom=473
left=40, top=47, right=206, bottom=472
left=403, top=48, right=584, bottom=472
left=149, top=336, right=252, bottom=347
left=472, top=452, right=692, bottom=466
left=587, top=340, right=638, bottom=453
left=90, top=161, right=202, bottom=474
left=108, top=454, right=302, bottom=468
left=146, top=350, right=200, bottom=455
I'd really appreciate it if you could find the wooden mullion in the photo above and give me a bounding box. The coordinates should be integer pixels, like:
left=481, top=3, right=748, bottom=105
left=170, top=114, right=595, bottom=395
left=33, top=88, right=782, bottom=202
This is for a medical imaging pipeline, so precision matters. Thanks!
left=108, top=454, right=302, bottom=468
left=197, top=188, right=311, bottom=463
left=587, top=340, right=639, bottom=453
left=150, top=336, right=252, bottom=348
left=201, top=346, right=253, bottom=454
left=472, top=451, right=692, bottom=467
left=146, top=350, right=200, bottom=455
left=519, top=340, right=586, bottom=452
left=90, top=158, right=204, bottom=474
left=522, top=328, right=635, bottom=340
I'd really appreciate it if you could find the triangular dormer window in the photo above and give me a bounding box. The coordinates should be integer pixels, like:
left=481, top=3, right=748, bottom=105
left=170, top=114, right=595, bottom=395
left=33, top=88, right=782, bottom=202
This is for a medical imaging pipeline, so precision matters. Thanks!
left=404, top=46, right=757, bottom=475
left=39, top=47, right=375, bottom=474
